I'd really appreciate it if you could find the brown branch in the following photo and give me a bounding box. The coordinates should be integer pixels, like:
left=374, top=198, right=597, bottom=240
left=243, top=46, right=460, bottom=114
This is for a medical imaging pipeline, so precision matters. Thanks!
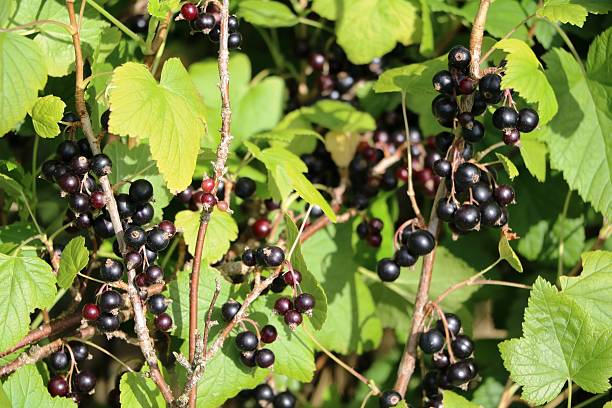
left=469, top=0, right=491, bottom=79
left=65, top=1, right=173, bottom=402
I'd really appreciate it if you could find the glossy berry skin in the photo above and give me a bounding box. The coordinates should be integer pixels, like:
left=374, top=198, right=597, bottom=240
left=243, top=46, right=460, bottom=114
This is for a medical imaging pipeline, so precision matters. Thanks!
left=295, top=293, right=315, bottom=314
left=454, top=204, right=481, bottom=231
left=147, top=228, right=170, bottom=252
left=129, top=179, right=153, bottom=203
left=377, top=258, right=401, bottom=282
left=90, top=191, right=106, bottom=209
left=260, top=325, right=278, bottom=344
left=235, top=177, right=256, bottom=199
left=451, top=334, right=475, bottom=358
left=432, top=351, right=450, bottom=369
left=100, top=259, right=124, bottom=282
left=70, top=342, right=89, bottom=362
left=394, top=246, right=417, bottom=267
left=458, top=77, right=475, bottom=94
left=48, top=376, right=69, bottom=397
left=97, top=313, right=120, bottom=332
left=274, top=391, right=296, bottom=408
left=82, top=303, right=100, bottom=321
left=254, top=383, right=274, bottom=402
left=495, top=184, right=515, bottom=206
left=284, top=309, right=303, bottom=327
left=492, top=107, right=519, bottom=130
left=264, top=246, right=285, bottom=267
left=432, top=95, right=458, bottom=121
left=154, top=313, right=173, bottom=331
left=242, top=249, right=257, bottom=267
left=379, top=390, right=402, bottom=408
left=99, top=290, right=122, bottom=312
left=408, top=229, right=435, bottom=256
left=49, top=350, right=70, bottom=371
left=57, top=174, right=80, bottom=194
left=274, top=298, right=292, bottom=316
left=200, top=192, right=217, bottom=207
left=125, top=251, right=143, bottom=270
left=479, top=74, right=502, bottom=103
left=309, top=53, right=326, bottom=70
left=228, top=32, right=242, bottom=49
left=100, top=110, right=110, bottom=132
left=435, top=131, right=454, bottom=154
left=366, top=233, right=382, bottom=248
left=503, top=128, right=521, bottom=145
left=74, top=369, right=96, bottom=393
left=221, top=301, right=241, bottom=322
left=436, top=313, right=462, bottom=336
left=356, top=221, right=369, bottom=238
left=57, top=141, right=79, bottom=162
left=432, top=70, right=454, bottom=94
left=455, top=163, right=481, bottom=186
left=471, top=92, right=489, bottom=115
left=91, top=153, right=112, bottom=176
left=471, top=182, right=493, bottom=204
left=93, top=215, right=114, bottom=238
left=132, top=203, right=154, bottom=225
left=145, top=265, right=163, bottom=284
left=270, top=276, right=287, bottom=293
left=462, top=120, right=485, bottom=143
left=436, top=200, right=457, bottom=222
left=235, top=331, right=259, bottom=352
left=228, top=15, right=240, bottom=32
left=42, top=160, right=60, bottom=180
left=143, top=248, right=158, bottom=263
left=194, top=13, right=216, bottom=30
left=448, top=362, right=472, bottom=386
left=433, top=160, right=452, bottom=178
left=115, top=194, right=135, bottom=218
left=158, top=220, right=176, bottom=237
left=208, top=25, right=221, bottom=42
left=75, top=212, right=93, bottom=229
left=517, top=108, right=539, bottom=132
left=148, top=294, right=168, bottom=315
left=419, top=329, right=445, bottom=354
left=70, top=156, right=90, bottom=175
left=68, top=193, right=89, bottom=213
left=255, top=349, right=275, bottom=368
left=125, top=226, right=146, bottom=248
left=180, top=3, right=198, bottom=21
left=448, top=45, right=471, bottom=70
left=201, top=178, right=215, bottom=193
left=481, top=201, right=503, bottom=226
left=252, top=219, right=271, bottom=239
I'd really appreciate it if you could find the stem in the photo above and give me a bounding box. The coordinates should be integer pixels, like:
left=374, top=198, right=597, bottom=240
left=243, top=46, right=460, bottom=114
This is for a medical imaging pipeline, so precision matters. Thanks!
left=566, top=384, right=572, bottom=408
left=31, top=288, right=67, bottom=330
left=31, top=137, right=39, bottom=203
left=557, top=190, right=572, bottom=278
left=0, top=19, right=74, bottom=34
left=468, top=0, right=491, bottom=79
left=573, top=393, right=607, bottom=408
left=552, top=22, right=586, bottom=74
left=297, top=17, right=334, bottom=34
left=401, top=91, right=424, bottom=223
left=21, top=192, right=42, bottom=236
left=476, top=141, right=505, bottom=161
left=360, top=390, right=375, bottom=408
left=480, top=14, right=536, bottom=63
left=85, top=0, right=147, bottom=48
left=67, top=338, right=134, bottom=373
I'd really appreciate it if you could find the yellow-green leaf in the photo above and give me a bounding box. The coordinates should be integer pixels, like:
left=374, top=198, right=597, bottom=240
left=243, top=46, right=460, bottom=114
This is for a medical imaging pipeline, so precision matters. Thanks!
left=30, top=95, right=66, bottom=138
left=495, top=153, right=519, bottom=180
left=57, top=237, right=89, bottom=289
left=499, top=235, right=523, bottom=272
left=537, top=0, right=611, bottom=27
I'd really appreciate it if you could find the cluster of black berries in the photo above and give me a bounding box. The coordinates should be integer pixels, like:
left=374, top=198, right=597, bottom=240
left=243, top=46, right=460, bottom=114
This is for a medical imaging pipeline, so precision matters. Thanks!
left=356, top=217, right=384, bottom=248
left=179, top=3, right=242, bottom=48
left=251, top=383, right=296, bottom=408
left=47, top=342, right=94, bottom=401
left=492, top=104, right=539, bottom=145
left=272, top=272, right=315, bottom=329
left=177, top=176, right=228, bottom=212
left=419, top=314, right=477, bottom=407
left=376, top=226, right=435, bottom=282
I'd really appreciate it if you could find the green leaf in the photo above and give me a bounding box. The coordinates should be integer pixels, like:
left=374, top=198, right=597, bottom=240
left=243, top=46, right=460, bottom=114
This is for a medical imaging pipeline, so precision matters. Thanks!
left=30, top=95, right=65, bottom=138
left=301, top=223, right=383, bottom=354
left=238, top=1, right=298, bottom=27
left=493, top=39, right=558, bottom=124
left=2, top=365, right=76, bottom=407
left=0, top=385, right=9, bottom=407
left=537, top=0, right=612, bottom=27
left=0, top=0, right=15, bottom=26
left=518, top=215, right=584, bottom=267
left=312, top=0, right=337, bottom=20
left=499, top=278, right=612, bottom=405
left=335, top=0, right=418, bottom=64
left=283, top=214, right=327, bottom=330
left=0, top=33, right=47, bottom=136
left=0, top=253, right=57, bottom=351
left=104, top=142, right=173, bottom=223
left=57, top=237, right=89, bottom=289
left=499, top=235, right=523, bottom=272
left=147, top=0, right=179, bottom=19
left=520, top=134, right=548, bottom=182
left=374, top=56, right=447, bottom=95
left=495, top=153, right=519, bottom=180
left=175, top=209, right=238, bottom=265
left=0, top=222, right=38, bottom=254
left=472, top=377, right=506, bottom=407
left=461, top=0, right=529, bottom=39
left=119, top=368, right=165, bottom=408
left=108, top=59, right=207, bottom=193
left=559, top=250, right=612, bottom=327
left=538, top=30, right=612, bottom=219
left=300, top=100, right=376, bottom=133
left=419, top=0, right=434, bottom=55
left=442, top=390, right=483, bottom=407
left=0, top=173, right=23, bottom=199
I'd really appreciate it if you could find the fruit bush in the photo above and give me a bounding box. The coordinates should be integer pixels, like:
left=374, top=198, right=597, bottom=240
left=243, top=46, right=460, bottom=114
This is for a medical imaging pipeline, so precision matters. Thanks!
left=0, top=0, right=610, bottom=407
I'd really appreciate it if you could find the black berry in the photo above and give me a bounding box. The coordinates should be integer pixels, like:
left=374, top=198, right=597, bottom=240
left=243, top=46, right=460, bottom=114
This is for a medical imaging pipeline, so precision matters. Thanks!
left=517, top=108, right=539, bottom=132
left=394, top=246, right=418, bottom=267
left=492, top=107, right=518, bottom=130
left=448, top=361, right=472, bottom=386
left=154, top=313, right=173, bottom=331
left=49, top=350, right=70, bottom=371
left=48, top=376, right=69, bottom=397
left=100, top=259, right=124, bottom=282
left=379, top=390, right=402, bottom=407
left=454, top=204, right=481, bottom=231
left=283, top=309, right=303, bottom=328
left=495, top=184, right=515, bottom=206
left=129, top=179, right=153, bottom=203
left=478, top=74, right=502, bottom=103
left=242, top=249, right=257, bottom=267
left=295, top=293, right=315, bottom=314
left=125, top=225, right=146, bottom=248
left=254, top=383, right=274, bottom=402
left=462, top=120, right=485, bottom=143
left=228, top=32, right=242, bottom=49
left=221, top=300, right=241, bottom=322
left=97, top=313, right=120, bottom=331
left=451, top=334, right=474, bottom=358
left=407, top=229, right=435, bottom=256
left=70, top=342, right=89, bottom=362
left=377, top=258, right=401, bottom=282
left=147, top=294, right=168, bottom=315
left=448, top=45, right=471, bottom=70
left=274, top=297, right=292, bottom=315
left=260, top=325, right=278, bottom=344
left=436, top=313, right=462, bottom=336
left=99, top=290, right=122, bottom=312
left=235, top=177, right=256, bottom=199
left=194, top=13, right=216, bottom=30
left=273, top=391, right=296, bottom=408
left=115, top=193, right=135, bottom=218
left=91, top=154, right=112, bottom=176
left=255, top=349, right=275, bottom=368
left=419, top=329, right=445, bottom=354
left=263, top=246, right=285, bottom=267
left=132, top=203, right=154, bottom=225
left=147, top=228, right=170, bottom=252
left=236, top=331, right=259, bottom=352
left=57, top=140, right=79, bottom=162
left=432, top=70, right=454, bottom=94
left=74, top=370, right=96, bottom=393
left=436, top=200, right=457, bottom=222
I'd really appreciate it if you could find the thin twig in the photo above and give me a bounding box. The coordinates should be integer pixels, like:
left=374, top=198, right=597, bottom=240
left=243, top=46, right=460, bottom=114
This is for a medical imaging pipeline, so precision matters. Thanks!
left=400, top=91, right=424, bottom=223
left=468, top=0, right=491, bottom=79
left=480, top=14, right=536, bottom=63
left=145, top=12, right=172, bottom=69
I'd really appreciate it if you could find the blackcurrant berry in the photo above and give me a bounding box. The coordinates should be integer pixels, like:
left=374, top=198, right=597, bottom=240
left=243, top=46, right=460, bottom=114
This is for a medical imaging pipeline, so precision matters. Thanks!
left=422, top=371, right=440, bottom=396
left=57, top=140, right=79, bottom=162
left=462, top=120, right=485, bottom=143
left=52, top=163, right=71, bottom=181
left=254, top=383, right=274, bottom=402
left=124, top=251, right=143, bottom=269
left=147, top=228, right=170, bottom=252
left=503, top=128, right=521, bottom=145
left=154, top=313, right=173, bottom=331
left=435, top=132, right=454, bottom=154
left=252, top=219, right=271, bottom=239
left=194, top=13, right=216, bottom=30
left=74, top=370, right=96, bottom=393
left=432, top=350, right=450, bottom=369
left=263, top=246, right=285, bottom=267
left=132, top=203, right=154, bottom=225
left=180, top=3, right=198, bottom=21
left=143, top=247, right=158, bottom=264
left=75, top=212, right=93, bottom=229
left=432, top=95, right=458, bottom=121
left=379, top=390, right=402, bottom=407
left=419, top=329, right=445, bottom=354
left=448, top=45, right=471, bottom=70
left=97, top=313, right=120, bottom=331
left=49, top=350, right=70, bottom=371
left=209, top=25, right=221, bottom=42
left=479, top=73, right=502, bottom=103
left=70, top=342, right=89, bottom=362
left=471, top=182, right=493, bottom=204
left=100, top=110, right=111, bottom=132
left=432, top=70, right=454, bottom=94
left=495, top=184, right=515, bottom=206
left=407, top=229, right=435, bottom=256
left=240, top=351, right=256, bottom=367
left=366, top=233, right=382, bottom=248
left=368, top=218, right=384, bottom=232
left=458, top=111, right=474, bottom=128
left=70, top=156, right=90, bottom=175
left=394, top=246, right=418, bottom=267
left=274, top=297, right=292, bottom=315
left=68, top=193, right=90, bottom=213
left=228, top=32, right=242, bottom=49
left=451, top=334, right=474, bottom=358
left=481, top=201, right=503, bottom=226
left=471, top=91, right=488, bottom=115
left=93, top=214, right=114, bottom=238
left=235, top=177, right=256, bottom=199
left=99, top=290, right=122, bottom=312
left=436, top=199, right=457, bottom=222
left=448, top=361, right=472, bottom=386
left=255, top=349, right=275, bottom=368
left=201, top=178, right=215, bottom=193
left=115, top=193, right=135, bottom=218
left=48, top=376, right=69, bottom=397
left=228, top=15, right=240, bottom=32
left=458, top=77, right=474, bottom=94
left=90, top=190, right=106, bottom=209
left=377, top=258, right=401, bottom=282
left=58, top=174, right=80, bottom=193
left=145, top=265, right=163, bottom=284
left=125, top=225, right=146, bottom=248
left=260, top=324, right=278, bottom=344
left=517, top=108, right=539, bottom=132
left=455, top=163, right=481, bottom=186
left=82, top=303, right=100, bottom=321
left=284, top=309, right=303, bottom=328
left=236, top=331, right=259, bottom=352
left=464, top=358, right=478, bottom=379
left=309, top=53, right=326, bottom=70
left=454, top=204, right=481, bottom=231
left=274, top=391, right=296, bottom=408
left=221, top=300, right=241, bottom=322
left=158, top=220, right=176, bottom=237
left=129, top=179, right=153, bottom=204
left=134, top=273, right=147, bottom=288
left=492, top=107, right=518, bottom=130
left=90, top=154, right=112, bottom=176
left=295, top=293, right=315, bottom=314
left=270, top=276, right=287, bottom=293
left=147, top=294, right=168, bottom=315
left=100, top=259, right=124, bottom=282
left=436, top=313, right=461, bottom=336
left=242, top=249, right=257, bottom=267
left=42, top=160, right=60, bottom=180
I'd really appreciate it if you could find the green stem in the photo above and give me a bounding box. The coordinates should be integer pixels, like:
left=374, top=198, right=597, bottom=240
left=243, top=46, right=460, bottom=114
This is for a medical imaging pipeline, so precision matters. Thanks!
left=573, top=393, right=607, bottom=408
left=557, top=190, right=572, bottom=279
left=31, top=137, right=39, bottom=204
left=566, top=382, right=572, bottom=408
left=77, top=272, right=107, bottom=285
left=86, top=0, right=147, bottom=49
left=552, top=22, right=586, bottom=74
left=298, top=17, right=334, bottom=34
left=161, top=238, right=179, bottom=269
left=21, top=191, right=43, bottom=235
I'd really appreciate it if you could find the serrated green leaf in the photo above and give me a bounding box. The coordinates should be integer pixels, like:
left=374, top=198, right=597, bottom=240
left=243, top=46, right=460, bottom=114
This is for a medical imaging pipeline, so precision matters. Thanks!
left=499, top=236, right=523, bottom=272
left=472, top=377, right=506, bottom=407
left=374, top=56, right=447, bottom=95
left=0, top=32, right=47, bottom=136
left=560, top=251, right=612, bottom=327
left=462, top=0, right=529, bottom=40
left=336, top=0, right=418, bottom=64
left=0, top=0, right=15, bottom=26
left=442, top=390, right=483, bottom=407
left=538, top=30, right=612, bottom=219
left=0, top=173, right=23, bottom=199
left=495, top=153, right=519, bottom=180
left=175, top=209, right=238, bottom=264
left=520, top=134, right=548, bottom=182
left=30, top=95, right=65, bottom=138
left=537, top=0, right=611, bottom=27
left=57, top=237, right=89, bottom=289
left=312, top=0, right=337, bottom=20
left=0, top=253, right=56, bottom=351
left=119, top=367, right=165, bottom=408
left=238, top=0, right=298, bottom=27
left=147, top=0, right=179, bottom=19
left=108, top=59, right=207, bottom=193
left=300, top=100, right=376, bottom=133
left=499, top=278, right=612, bottom=405
left=0, top=222, right=38, bottom=254
left=2, top=365, right=76, bottom=407
left=494, top=39, right=558, bottom=124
